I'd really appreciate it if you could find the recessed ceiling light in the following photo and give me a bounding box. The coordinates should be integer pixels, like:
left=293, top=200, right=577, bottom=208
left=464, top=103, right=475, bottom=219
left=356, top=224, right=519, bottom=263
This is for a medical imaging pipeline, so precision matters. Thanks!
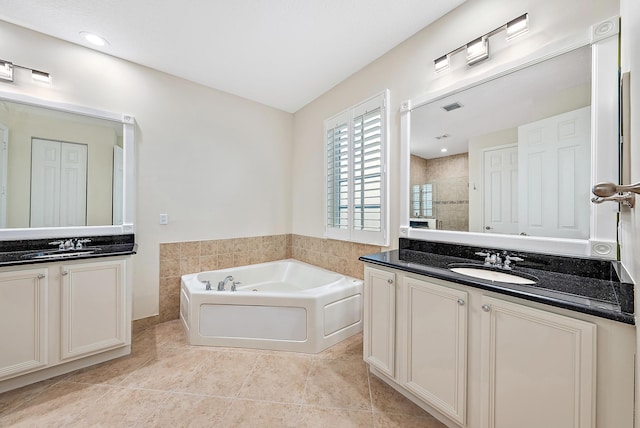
left=441, top=148, right=448, bottom=153
left=80, top=31, right=109, bottom=47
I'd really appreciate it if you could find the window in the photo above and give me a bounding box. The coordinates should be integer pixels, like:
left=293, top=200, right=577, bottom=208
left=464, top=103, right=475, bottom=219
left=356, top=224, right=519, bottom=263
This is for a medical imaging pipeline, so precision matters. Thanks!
left=325, top=91, right=388, bottom=246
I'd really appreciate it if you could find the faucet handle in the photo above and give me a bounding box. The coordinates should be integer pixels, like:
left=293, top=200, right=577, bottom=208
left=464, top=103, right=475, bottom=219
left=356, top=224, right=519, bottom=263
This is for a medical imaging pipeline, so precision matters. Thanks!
left=75, top=238, right=91, bottom=249
left=231, top=281, right=241, bottom=292
left=203, top=280, right=212, bottom=291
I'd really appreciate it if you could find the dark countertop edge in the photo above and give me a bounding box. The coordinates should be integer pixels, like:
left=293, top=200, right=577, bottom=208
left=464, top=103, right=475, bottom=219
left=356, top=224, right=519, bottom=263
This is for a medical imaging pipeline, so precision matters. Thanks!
left=360, top=254, right=635, bottom=325
left=0, top=244, right=137, bottom=267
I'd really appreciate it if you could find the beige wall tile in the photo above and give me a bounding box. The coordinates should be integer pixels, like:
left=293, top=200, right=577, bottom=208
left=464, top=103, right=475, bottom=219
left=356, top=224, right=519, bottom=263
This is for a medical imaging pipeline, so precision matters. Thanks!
left=200, top=240, right=218, bottom=256
left=160, top=259, right=180, bottom=279
left=218, top=239, right=235, bottom=254
left=180, top=241, right=201, bottom=258
left=218, top=253, right=234, bottom=269
left=180, top=257, right=200, bottom=276
left=199, top=255, right=218, bottom=271
left=159, top=243, right=181, bottom=261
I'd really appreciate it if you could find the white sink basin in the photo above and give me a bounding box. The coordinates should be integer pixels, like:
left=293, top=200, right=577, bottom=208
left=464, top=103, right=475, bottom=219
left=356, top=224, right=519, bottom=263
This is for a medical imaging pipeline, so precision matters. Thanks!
left=450, top=267, right=537, bottom=285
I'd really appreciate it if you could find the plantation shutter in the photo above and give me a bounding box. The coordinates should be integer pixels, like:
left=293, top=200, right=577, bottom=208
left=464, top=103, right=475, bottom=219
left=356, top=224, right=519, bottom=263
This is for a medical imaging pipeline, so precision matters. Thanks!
left=325, top=91, right=388, bottom=246
left=326, top=113, right=350, bottom=237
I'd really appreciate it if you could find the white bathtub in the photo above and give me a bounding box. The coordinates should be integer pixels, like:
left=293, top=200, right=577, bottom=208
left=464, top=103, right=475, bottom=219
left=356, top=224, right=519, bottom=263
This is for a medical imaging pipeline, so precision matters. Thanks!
left=180, top=259, right=363, bottom=353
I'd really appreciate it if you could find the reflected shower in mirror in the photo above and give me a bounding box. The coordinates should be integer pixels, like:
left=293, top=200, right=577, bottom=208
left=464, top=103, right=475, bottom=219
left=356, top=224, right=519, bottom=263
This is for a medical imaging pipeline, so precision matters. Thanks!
left=0, top=99, right=124, bottom=229
left=410, top=45, right=592, bottom=239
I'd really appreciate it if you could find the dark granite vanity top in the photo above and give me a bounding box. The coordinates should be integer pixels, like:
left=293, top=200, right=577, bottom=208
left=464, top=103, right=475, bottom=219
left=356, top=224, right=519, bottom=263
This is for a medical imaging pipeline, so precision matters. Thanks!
left=0, top=234, right=137, bottom=267
left=360, top=238, right=634, bottom=325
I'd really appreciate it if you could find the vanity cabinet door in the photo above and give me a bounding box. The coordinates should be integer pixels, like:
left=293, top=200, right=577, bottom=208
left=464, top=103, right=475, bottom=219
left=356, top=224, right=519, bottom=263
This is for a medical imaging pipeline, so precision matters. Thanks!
left=59, top=259, right=126, bottom=361
left=0, top=268, right=48, bottom=380
left=363, top=267, right=396, bottom=378
left=402, top=277, right=468, bottom=425
left=480, top=296, right=596, bottom=428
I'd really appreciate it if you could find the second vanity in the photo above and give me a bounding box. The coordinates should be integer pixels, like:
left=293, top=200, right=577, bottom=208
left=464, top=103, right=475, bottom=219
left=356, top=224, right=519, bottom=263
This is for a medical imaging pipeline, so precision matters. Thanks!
left=360, top=238, right=635, bottom=428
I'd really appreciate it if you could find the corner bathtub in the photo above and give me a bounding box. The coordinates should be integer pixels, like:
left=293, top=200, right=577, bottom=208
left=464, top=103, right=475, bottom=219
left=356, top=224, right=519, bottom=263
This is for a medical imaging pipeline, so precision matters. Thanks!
left=180, top=259, right=363, bottom=353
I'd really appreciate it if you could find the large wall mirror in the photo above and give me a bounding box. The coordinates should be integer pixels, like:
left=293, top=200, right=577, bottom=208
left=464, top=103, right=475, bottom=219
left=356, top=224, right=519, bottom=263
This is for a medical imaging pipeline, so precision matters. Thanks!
left=0, top=92, right=135, bottom=239
left=401, top=30, right=620, bottom=258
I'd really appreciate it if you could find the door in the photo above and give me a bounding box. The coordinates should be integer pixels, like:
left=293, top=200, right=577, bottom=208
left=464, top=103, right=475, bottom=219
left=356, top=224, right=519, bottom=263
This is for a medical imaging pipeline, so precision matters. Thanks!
left=0, top=123, right=7, bottom=228
left=483, top=145, right=518, bottom=234
left=480, top=296, right=596, bottom=428
left=402, top=277, right=467, bottom=425
left=363, top=267, right=396, bottom=378
left=30, top=139, right=87, bottom=227
left=518, top=107, right=591, bottom=238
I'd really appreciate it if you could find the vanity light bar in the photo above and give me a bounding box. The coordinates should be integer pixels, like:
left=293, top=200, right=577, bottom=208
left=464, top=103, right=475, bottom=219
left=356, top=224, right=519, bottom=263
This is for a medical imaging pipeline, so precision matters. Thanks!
left=433, top=13, right=529, bottom=72
left=0, top=59, right=51, bottom=84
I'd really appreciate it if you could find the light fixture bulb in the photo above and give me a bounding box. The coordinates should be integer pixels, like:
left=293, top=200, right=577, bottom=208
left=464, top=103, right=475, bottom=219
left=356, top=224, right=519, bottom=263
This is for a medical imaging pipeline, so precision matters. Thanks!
left=466, top=37, right=489, bottom=65
left=81, top=31, right=108, bottom=47
left=506, top=14, right=529, bottom=40
left=0, top=60, right=14, bottom=82
left=31, top=69, right=51, bottom=83
left=434, top=55, right=450, bottom=73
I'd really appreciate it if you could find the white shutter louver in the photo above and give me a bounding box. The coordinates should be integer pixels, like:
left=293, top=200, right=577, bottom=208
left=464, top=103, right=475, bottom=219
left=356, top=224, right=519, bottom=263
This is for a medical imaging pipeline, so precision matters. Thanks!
left=326, top=121, right=349, bottom=230
left=352, top=108, right=382, bottom=232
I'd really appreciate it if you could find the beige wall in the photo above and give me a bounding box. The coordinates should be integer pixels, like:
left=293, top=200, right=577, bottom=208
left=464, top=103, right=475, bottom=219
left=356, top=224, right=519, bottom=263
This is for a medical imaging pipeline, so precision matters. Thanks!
left=0, top=20, right=293, bottom=319
left=291, top=0, right=619, bottom=246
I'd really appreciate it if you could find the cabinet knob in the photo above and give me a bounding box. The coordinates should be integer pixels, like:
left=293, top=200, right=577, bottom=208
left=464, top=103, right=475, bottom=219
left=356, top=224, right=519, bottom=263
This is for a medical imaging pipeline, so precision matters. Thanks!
left=387, top=279, right=393, bottom=284
left=37, top=273, right=45, bottom=279
left=481, top=304, right=491, bottom=312
left=61, top=271, right=69, bottom=276
left=457, top=299, right=465, bottom=306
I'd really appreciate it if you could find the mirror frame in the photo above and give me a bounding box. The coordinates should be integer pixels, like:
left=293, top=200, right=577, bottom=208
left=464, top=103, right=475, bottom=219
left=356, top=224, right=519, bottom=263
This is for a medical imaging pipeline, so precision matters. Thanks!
left=400, top=25, right=620, bottom=259
left=0, top=91, right=135, bottom=240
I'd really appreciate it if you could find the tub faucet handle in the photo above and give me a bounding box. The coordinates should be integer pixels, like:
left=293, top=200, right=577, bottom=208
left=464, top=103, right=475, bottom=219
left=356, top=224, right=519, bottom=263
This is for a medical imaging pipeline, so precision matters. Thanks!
left=203, top=280, right=212, bottom=291
left=231, top=281, right=241, bottom=291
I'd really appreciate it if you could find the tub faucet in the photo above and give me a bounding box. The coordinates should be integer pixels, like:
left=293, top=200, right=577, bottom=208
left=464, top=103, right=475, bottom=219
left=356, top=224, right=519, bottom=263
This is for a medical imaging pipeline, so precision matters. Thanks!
left=217, top=275, right=234, bottom=291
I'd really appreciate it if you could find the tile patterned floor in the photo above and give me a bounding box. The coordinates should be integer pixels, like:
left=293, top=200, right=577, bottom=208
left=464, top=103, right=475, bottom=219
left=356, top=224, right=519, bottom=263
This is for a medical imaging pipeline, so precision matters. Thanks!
left=0, top=320, right=446, bottom=427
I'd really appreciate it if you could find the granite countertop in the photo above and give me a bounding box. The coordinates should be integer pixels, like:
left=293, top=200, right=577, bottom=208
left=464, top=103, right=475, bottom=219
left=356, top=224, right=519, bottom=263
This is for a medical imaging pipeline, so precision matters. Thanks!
left=0, top=234, right=137, bottom=267
left=359, top=239, right=634, bottom=325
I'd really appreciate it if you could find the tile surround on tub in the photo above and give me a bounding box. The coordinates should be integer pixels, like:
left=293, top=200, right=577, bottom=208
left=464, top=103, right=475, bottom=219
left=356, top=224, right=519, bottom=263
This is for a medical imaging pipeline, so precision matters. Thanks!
left=148, top=234, right=382, bottom=327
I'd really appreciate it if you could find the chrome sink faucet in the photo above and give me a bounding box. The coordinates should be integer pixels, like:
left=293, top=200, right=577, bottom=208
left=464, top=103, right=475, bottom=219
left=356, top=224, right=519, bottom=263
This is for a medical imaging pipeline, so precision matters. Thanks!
left=475, top=251, right=523, bottom=269
left=217, top=275, right=234, bottom=291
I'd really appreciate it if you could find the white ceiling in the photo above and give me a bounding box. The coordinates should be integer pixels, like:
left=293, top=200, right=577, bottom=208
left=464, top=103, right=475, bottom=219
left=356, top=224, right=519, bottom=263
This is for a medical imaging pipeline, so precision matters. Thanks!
left=0, top=0, right=465, bottom=113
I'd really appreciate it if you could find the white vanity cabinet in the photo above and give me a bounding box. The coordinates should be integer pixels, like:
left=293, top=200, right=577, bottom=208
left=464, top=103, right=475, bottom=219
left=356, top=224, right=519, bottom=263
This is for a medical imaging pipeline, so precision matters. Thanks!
left=400, top=276, right=468, bottom=425
left=363, top=265, right=634, bottom=428
left=363, top=267, right=396, bottom=377
left=479, top=296, right=596, bottom=428
left=0, top=257, right=131, bottom=393
left=59, top=259, right=127, bottom=361
left=0, top=268, right=49, bottom=380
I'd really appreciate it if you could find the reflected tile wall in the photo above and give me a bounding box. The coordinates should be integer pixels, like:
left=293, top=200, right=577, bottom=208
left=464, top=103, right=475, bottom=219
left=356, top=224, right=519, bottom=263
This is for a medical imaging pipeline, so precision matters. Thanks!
left=142, top=234, right=382, bottom=329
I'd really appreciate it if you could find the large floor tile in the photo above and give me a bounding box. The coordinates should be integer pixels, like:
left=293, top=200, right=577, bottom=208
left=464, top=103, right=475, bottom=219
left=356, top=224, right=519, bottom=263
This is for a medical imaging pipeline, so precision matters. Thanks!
left=218, top=399, right=300, bottom=427
left=173, top=350, right=259, bottom=397
left=303, top=358, right=371, bottom=410
left=0, top=381, right=109, bottom=427
left=296, top=406, right=374, bottom=427
left=143, top=392, right=232, bottom=427
left=373, top=411, right=447, bottom=428
left=238, top=353, right=312, bottom=403
left=369, top=373, right=427, bottom=416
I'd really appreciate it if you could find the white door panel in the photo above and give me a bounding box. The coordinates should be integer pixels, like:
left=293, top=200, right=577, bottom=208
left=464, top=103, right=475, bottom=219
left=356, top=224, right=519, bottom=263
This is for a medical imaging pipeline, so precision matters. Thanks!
left=30, top=139, right=87, bottom=227
left=518, top=107, right=590, bottom=238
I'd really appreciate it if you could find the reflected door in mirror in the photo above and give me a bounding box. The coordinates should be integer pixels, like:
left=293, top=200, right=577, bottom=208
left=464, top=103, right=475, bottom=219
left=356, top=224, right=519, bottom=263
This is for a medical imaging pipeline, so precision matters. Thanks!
left=30, top=139, right=87, bottom=227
